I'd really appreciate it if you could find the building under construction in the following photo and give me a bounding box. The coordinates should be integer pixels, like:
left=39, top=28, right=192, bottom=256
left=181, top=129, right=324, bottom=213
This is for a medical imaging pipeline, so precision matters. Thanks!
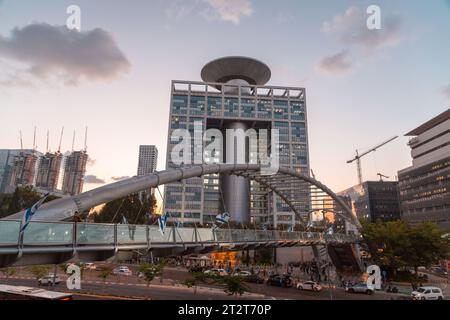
left=35, top=152, right=63, bottom=192
left=61, top=151, right=88, bottom=196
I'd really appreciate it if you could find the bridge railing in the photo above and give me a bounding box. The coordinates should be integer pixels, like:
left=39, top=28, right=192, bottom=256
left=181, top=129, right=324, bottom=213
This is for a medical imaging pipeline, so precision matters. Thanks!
left=0, top=220, right=356, bottom=249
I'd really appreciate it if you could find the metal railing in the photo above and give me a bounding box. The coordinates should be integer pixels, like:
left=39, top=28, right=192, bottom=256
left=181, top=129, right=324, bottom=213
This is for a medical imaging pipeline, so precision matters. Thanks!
left=0, top=220, right=357, bottom=250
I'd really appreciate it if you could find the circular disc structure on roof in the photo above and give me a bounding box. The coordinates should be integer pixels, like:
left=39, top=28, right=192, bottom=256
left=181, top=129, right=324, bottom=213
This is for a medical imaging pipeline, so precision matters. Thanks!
left=201, top=56, right=271, bottom=88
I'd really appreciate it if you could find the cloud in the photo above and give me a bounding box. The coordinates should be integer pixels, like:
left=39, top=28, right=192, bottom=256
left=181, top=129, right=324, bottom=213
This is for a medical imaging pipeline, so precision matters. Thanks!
left=111, top=176, right=130, bottom=182
left=87, top=157, right=96, bottom=166
left=322, top=6, right=402, bottom=51
left=442, top=85, right=450, bottom=99
left=317, top=50, right=354, bottom=75
left=166, top=0, right=253, bottom=25
left=201, top=0, right=253, bottom=25
left=84, top=175, right=105, bottom=184
left=0, top=23, right=130, bottom=86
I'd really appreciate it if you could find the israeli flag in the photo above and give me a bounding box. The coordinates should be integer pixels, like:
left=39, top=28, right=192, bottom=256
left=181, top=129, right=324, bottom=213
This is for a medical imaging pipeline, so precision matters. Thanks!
left=325, top=225, right=334, bottom=235
left=287, top=224, right=294, bottom=233
left=215, top=212, right=230, bottom=225
left=121, top=215, right=128, bottom=224
left=158, top=213, right=169, bottom=235
left=175, top=221, right=183, bottom=229
left=20, top=193, right=50, bottom=233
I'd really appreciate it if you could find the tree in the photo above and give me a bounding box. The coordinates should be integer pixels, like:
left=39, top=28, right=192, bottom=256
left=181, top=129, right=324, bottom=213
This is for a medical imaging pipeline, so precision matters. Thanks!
left=27, top=265, right=51, bottom=285
left=183, top=272, right=209, bottom=295
left=138, top=262, right=163, bottom=287
left=98, top=265, right=114, bottom=293
left=0, top=267, right=16, bottom=284
left=220, top=275, right=248, bottom=296
left=0, top=186, right=59, bottom=218
left=361, top=220, right=449, bottom=278
left=93, top=193, right=157, bottom=224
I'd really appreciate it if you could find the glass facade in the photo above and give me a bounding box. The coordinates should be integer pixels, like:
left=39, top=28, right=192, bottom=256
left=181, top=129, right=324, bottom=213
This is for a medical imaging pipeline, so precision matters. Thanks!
left=164, top=81, right=309, bottom=226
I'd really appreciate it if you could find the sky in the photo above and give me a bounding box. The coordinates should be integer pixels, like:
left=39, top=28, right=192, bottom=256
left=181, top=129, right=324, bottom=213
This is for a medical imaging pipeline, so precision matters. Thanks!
left=0, top=0, right=449, bottom=196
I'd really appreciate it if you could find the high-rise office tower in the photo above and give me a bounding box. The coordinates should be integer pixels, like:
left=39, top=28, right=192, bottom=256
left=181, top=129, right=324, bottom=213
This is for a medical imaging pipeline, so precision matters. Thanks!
left=398, top=108, right=450, bottom=229
left=164, top=56, right=309, bottom=226
left=35, top=152, right=63, bottom=192
left=137, top=145, right=158, bottom=176
left=61, top=151, right=88, bottom=196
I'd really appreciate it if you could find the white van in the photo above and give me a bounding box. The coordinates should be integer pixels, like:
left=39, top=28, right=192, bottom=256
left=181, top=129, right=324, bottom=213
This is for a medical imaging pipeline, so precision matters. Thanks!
left=411, top=286, right=444, bottom=300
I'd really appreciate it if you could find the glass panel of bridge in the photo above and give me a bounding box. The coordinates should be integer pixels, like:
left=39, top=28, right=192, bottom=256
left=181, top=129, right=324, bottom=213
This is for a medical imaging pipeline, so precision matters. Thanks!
left=117, top=225, right=147, bottom=244
left=148, top=226, right=174, bottom=243
left=23, top=222, right=73, bottom=245
left=0, top=220, right=20, bottom=245
left=196, top=228, right=214, bottom=242
left=174, top=228, right=196, bottom=243
left=77, top=223, right=114, bottom=245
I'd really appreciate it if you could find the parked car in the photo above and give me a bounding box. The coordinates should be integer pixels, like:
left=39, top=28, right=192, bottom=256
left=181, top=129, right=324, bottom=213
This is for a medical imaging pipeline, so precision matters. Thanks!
left=243, top=274, right=265, bottom=284
left=204, top=268, right=228, bottom=276
left=188, top=265, right=205, bottom=273
left=296, top=281, right=323, bottom=292
left=266, top=274, right=293, bottom=288
left=38, top=274, right=61, bottom=286
left=345, top=283, right=374, bottom=295
left=411, top=287, right=444, bottom=300
left=233, top=271, right=252, bottom=277
left=113, top=266, right=132, bottom=276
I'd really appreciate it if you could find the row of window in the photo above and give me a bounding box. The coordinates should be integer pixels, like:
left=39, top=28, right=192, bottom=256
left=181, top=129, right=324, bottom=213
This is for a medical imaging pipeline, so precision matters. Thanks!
left=172, top=95, right=306, bottom=120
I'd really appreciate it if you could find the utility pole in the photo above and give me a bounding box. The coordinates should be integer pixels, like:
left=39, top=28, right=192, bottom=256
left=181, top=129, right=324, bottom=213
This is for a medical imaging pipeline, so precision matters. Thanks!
left=58, top=127, right=64, bottom=153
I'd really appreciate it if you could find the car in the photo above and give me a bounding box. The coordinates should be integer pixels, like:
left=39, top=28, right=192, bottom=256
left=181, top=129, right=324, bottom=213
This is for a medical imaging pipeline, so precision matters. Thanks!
left=266, top=274, right=293, bottom=288
left=188, top=265, right=205, bottom=273
left=83, top=263, right=96, bottom=270
left=296, top=281, right=323, bottom=292
left=345, top=283, right=374, bottom=295
left=243, top=274, right=265, bottom=284
left=411, top=287, right=444, bottom=300
left=113, top=266, right=132, bottom=276
left=204, top=268, right=228, bottom=276
left=38, top=274, right=61, bottom=286
left=233, top=271, right=252, bottom=277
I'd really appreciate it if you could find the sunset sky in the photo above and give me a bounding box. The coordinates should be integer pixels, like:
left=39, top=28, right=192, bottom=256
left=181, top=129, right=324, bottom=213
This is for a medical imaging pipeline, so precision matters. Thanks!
left=1, top=0, right=449, bottom=197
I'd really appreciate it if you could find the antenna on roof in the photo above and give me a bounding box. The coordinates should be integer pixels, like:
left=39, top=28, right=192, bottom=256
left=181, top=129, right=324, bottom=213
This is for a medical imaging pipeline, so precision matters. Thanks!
left=46, top=130, right=49, bottom=153
left=72, top=130, right=76, bottom=152
left=84, top=126, right=88, bottom=152
left=33, top=126, right=37, bottom=151
left=58, top=126, right=64, bottom=153
left=19, top=130, right=23, bottom=150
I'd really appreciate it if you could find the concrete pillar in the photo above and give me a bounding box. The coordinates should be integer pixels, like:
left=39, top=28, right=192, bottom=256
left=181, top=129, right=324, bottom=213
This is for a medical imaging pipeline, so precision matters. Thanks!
left=221, top=121, right=250, bottom=224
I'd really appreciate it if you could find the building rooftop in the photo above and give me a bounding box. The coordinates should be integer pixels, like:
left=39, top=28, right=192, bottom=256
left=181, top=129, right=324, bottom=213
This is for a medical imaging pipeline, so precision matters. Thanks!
left=405, top=108, right=450, bottom=136
left=201, top=56, right=271, bottom=89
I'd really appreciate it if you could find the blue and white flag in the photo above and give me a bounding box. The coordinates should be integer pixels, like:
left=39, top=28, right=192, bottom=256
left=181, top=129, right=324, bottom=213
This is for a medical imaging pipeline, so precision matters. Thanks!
left=121, top=215, right=128, bottom=224
left=325, top=225, right=334, bottom=235
left=20, top=193, right=50, bottom=233
left=287, top=224, right=294, bottom=233
left=158, top=213, right=169, bottom=235
left=175, top=221, right=183, bottom=229
left=215, top=212, right=230, bottom=225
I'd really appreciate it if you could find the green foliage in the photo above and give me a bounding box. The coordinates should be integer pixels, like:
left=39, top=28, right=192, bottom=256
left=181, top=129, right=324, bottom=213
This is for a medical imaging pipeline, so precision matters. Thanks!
left=93, top=193, right=157, bottom=224
left=98, top=265, right=114, bottom=282
left=138, top=262, right=164, bottom=286
left=0, top=267, right=16, bottom=278
left=0, top=186, right=58, bottom=218
left=27, top=265, right=51, bottom=283
left=362, top=220, right=449, bottom=276
left=219, top=275, right=248, bottom=296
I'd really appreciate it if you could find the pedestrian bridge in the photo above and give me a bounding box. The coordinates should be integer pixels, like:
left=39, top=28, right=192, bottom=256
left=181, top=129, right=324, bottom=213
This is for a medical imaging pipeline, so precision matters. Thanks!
left=0, top=220, right=358, bottom=267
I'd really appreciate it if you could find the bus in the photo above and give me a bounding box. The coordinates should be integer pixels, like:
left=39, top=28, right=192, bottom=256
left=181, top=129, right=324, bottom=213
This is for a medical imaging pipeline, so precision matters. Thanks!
left=0, top=284, right=73, bottom=300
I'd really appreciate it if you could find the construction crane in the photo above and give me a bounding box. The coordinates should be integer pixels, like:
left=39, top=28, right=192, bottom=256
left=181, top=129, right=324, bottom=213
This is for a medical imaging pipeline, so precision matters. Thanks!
left=377, top=173, right=389, bottom=182
left=347, top=135, right=398, bottom=185
left=58, top=126, right=64, bottom=153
